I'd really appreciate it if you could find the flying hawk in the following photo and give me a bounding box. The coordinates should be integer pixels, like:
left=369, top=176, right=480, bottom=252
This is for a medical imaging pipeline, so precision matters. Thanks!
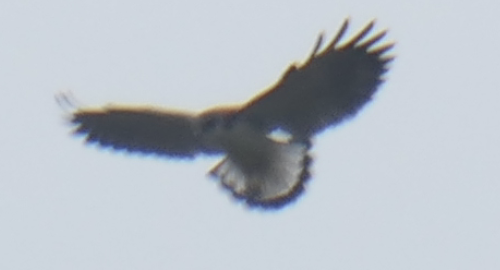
left=59, top=19, right=394, bottom=209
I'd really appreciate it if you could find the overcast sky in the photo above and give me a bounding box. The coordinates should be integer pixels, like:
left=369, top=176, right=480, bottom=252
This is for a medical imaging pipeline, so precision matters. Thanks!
left=1, top=0, right=499, bottom=269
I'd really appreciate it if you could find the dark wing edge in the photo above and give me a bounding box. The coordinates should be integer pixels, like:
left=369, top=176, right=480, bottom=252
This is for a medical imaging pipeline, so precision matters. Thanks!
left=57, top=94, right=203, bottom=158
left=238, top=18, right=395, bottom=138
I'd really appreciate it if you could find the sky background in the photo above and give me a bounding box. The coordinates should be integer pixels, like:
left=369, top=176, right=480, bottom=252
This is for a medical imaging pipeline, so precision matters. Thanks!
left=1, top=0, right=499, bottom=269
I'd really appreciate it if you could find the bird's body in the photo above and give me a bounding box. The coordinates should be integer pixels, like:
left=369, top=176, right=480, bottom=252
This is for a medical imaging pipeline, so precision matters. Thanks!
left=59, top=19, right=394, bottom=209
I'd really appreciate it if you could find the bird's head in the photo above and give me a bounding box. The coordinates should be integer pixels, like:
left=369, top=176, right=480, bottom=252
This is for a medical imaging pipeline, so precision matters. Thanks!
left=196, top=106, right=241, bottom=150
left=198, top=106, right=240, bottom=132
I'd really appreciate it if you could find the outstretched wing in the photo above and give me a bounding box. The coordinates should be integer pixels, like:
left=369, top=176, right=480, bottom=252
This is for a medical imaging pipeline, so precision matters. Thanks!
left=68, top=105, right=204, bottom=157
left=238, top=19, right=394, bottom=138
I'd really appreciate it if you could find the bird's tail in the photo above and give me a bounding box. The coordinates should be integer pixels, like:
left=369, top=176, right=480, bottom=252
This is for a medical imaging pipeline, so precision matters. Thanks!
left=209, top=141, right=312, bottom=209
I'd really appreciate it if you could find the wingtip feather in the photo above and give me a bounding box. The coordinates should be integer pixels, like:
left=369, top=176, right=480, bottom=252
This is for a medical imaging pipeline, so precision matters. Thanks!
left=325, top=18, right=350, bottom=51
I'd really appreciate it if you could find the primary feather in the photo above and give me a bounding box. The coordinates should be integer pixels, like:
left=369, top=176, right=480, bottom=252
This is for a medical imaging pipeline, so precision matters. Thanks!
left=239, top=19, right=394, bottom=139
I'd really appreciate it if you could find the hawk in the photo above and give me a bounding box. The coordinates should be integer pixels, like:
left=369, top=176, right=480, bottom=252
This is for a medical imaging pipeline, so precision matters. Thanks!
left=59, top=19, right=394, bottom=209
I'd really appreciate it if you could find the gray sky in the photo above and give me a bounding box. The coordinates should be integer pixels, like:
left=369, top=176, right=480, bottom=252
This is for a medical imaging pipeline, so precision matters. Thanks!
left=1, top=0, right=499, bottom=269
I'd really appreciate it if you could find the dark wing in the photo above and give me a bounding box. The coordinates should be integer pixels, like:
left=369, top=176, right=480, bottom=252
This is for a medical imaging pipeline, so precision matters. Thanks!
left=238, top=19, right=394, bottom=138
left=69, top=105, right=203, bottom=158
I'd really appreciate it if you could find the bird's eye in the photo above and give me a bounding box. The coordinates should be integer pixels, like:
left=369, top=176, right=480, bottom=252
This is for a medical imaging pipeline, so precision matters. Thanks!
left=201, top=117, right=219, bottom=132
left=223, top=114, right=239, bottom=129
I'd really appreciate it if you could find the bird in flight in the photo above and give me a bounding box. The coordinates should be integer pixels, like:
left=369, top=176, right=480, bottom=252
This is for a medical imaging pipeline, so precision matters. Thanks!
left=58, top=19, right=394, bottom=209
